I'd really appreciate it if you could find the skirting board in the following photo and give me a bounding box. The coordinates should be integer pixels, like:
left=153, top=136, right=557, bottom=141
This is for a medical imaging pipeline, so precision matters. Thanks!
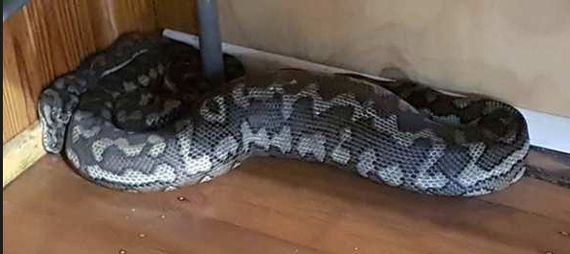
left=3, top=122, right=46, bottom=187
left=163, top=29, right=570, bottom=154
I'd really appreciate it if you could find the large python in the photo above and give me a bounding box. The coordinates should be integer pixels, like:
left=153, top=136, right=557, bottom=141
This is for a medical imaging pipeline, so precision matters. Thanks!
left=39, top=33, right=530, bottom=196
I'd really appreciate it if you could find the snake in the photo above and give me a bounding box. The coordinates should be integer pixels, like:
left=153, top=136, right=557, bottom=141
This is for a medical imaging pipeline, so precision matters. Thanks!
left=38, top=33, right=530, bottom=196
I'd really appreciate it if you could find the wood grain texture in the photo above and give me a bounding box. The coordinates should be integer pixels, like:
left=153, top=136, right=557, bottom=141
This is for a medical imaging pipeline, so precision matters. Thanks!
left=85, top=0, right=159, bottom=49
left=3, top=155, right=570, bottom=254
left=154, top=0, right=199, bottom=34
left=524, top=147, right=570, bottom=189
left=2, top=122, right=45, bottom=187
left=481, top=177, right=570, bottom=224
left=2, top=0, right=159, bottom=144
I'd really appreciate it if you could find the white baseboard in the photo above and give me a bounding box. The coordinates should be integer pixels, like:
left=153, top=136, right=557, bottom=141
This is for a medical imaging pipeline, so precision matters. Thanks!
left=163, top=29, right=570, bottom=154
left=516, top=109, right=570, bottom=153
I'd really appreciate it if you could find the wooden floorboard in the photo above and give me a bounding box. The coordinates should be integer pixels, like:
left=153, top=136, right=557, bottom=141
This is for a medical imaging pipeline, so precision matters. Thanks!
left=3, top=155, right=570, bottom=254
left=525, top=147, right=570, bottom=188
left=481, top=177, right=570, bottom=224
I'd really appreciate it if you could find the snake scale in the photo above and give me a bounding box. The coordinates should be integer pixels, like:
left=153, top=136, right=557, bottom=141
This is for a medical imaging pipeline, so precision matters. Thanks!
left=39, top=33, right=530, bottom=196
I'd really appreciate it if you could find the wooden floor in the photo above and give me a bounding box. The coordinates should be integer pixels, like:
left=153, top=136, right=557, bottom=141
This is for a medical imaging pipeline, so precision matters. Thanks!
left=3, top=155, right=570, bottom=254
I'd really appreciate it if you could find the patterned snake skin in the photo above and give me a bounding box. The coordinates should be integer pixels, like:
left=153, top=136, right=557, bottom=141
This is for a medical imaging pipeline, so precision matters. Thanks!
left=39, top=33, right=530, bottom=196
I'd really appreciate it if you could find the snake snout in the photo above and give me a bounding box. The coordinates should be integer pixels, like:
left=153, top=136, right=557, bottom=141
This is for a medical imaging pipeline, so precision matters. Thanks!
left=38, top=105, right=66, bottom=154
left=38, top=88, right=79, bottom=154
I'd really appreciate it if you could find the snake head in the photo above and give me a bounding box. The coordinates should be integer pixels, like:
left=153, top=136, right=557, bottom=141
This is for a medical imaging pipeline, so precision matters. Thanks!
left=38, top=85, right=79, bottom=154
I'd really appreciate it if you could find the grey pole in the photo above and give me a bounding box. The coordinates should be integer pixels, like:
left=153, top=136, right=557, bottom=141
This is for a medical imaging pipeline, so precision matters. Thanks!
left=197, top=0, right=225, bottom=86
left=3, top=0, right=30, bottom=22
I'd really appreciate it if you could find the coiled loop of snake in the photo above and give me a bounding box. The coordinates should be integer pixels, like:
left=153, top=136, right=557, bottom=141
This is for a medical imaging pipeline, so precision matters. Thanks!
left=39, top=33, right=530, bottom=196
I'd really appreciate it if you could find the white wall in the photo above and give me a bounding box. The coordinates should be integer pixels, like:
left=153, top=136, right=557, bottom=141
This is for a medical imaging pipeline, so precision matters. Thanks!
left=217, top=0, right=570, bottom=117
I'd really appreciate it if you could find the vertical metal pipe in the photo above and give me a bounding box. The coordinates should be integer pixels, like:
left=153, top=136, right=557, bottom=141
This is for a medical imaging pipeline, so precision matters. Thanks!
left=197, top=0, right=225, bottom=85
left=3, top=0, right=30, bottom=22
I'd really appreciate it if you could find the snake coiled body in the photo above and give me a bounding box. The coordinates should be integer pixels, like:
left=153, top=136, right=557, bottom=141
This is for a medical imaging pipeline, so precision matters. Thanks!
left=39, top=33, right=530, bottom=196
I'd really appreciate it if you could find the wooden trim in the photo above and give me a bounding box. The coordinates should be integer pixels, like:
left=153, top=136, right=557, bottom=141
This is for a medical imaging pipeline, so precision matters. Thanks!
left=525, top=147, right=570, bottom=187
left=3, top=122, right=45, bottom=187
